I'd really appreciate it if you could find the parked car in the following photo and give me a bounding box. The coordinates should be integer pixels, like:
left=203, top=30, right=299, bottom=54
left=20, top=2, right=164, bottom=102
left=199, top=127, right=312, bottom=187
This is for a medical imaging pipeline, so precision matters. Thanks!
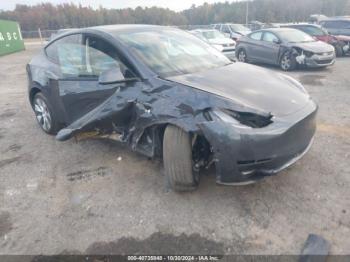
left=320, top=17, right=350, bottom=36
left=236, top=28, right=335, bottom=71
left=283, top=23, right=350, bottom=56
left=27, top=25, right=317, bottom=191
left=190, top=29, right=236, bottom=60
left=212, top=23, right=251, bottom=40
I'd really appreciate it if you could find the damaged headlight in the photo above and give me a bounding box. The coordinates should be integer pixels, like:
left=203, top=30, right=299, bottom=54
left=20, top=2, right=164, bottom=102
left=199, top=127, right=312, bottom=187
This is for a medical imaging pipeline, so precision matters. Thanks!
left=303, top=50, right=314, bottom=57
left=210, top=109, right=273, bottom=128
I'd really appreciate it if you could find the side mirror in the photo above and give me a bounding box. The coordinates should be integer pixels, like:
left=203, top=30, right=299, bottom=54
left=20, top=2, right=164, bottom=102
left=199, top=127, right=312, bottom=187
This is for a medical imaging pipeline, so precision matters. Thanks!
left=98, top=66, right=125, bottom=85
left=273, top=39, right=281, bottom=44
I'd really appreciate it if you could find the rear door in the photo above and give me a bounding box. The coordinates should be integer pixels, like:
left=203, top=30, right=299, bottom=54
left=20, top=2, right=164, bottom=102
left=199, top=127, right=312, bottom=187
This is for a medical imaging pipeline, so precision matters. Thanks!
left=258, top=31, right=281, bottom=64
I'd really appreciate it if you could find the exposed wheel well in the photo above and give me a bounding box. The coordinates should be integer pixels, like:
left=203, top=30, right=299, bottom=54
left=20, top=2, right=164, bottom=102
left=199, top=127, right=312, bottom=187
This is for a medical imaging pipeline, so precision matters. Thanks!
left=29, top=87, right=41, bottom=106
left=154, top=124, right=212, bottom=169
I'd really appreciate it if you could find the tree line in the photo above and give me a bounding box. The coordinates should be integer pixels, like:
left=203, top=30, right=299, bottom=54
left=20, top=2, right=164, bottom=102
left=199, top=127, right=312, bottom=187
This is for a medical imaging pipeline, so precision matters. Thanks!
left=0, top=0, right=349, bottom=31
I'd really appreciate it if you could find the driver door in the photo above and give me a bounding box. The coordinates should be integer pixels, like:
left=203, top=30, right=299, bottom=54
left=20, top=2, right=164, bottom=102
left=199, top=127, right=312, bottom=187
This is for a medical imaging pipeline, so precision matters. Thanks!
left=259, top=32, right=281, bottom=65
left=54, top=33, right=136, bottom=125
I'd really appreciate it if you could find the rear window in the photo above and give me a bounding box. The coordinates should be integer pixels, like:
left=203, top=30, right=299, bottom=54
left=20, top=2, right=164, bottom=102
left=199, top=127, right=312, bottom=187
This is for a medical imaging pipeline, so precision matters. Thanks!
left=322, top=20, right=350, bottom=29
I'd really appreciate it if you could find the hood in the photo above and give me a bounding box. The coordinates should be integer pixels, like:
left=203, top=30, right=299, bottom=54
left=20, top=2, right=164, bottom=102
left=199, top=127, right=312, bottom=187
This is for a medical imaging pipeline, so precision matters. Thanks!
left=292, top=41, right=334, bottom=53
left=208, top=38, right=235, bottom=45
left=166, top=63, right=310, bottom=117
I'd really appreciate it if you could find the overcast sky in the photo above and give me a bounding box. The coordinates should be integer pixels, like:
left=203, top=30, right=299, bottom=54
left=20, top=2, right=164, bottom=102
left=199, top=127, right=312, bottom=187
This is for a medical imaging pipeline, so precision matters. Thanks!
left=1, top=0, right=237, bottom=11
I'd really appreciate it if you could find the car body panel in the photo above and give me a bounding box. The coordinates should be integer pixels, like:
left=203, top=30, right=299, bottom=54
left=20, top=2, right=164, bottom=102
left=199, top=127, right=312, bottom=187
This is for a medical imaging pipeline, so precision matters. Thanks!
left=27, top=25, right=317, bottom=184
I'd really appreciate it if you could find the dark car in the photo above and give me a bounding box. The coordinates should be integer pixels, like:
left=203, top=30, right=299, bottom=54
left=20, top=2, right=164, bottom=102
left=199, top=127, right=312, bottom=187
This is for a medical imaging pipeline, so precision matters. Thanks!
left=282, top=24, right=350, bottom=56
left=236, top=28, right=335, bottom=71
left=320, top=17, right=350, bottom=36
left=27, top=25, right=317, bottom=191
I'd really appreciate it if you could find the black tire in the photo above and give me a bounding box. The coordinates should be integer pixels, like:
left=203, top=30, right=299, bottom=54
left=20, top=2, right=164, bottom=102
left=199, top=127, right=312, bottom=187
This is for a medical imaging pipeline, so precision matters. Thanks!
left=237, top=48, right=248, bottom=63
left=33, top=92, right=60, bottom=135
left=280, top=51, right=297, bottom=71
left=163, top=125, right=199, bottom=192
left=335, top=44, right=344, bottom=57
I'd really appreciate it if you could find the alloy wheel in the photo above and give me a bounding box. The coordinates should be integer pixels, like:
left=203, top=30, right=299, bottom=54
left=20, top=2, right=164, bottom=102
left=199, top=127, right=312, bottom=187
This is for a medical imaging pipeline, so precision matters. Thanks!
left=34, top=97, right=52, bottom=132
left=281, top=54, right=291, bottom=71
left=238, top=50, right=247, bottom=62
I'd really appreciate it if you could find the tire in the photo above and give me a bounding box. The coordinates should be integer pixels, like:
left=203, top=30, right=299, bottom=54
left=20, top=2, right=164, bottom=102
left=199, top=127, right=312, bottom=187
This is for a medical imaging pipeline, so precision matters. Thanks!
left=237, top=49, right=248, bottom=63
left=33, top=92, right=60, bottom=135
left=280, top=52, right=296, bottom=71
left=163, top=125, right=199, bottom=192
left=335, top=44, right=344, bottom=57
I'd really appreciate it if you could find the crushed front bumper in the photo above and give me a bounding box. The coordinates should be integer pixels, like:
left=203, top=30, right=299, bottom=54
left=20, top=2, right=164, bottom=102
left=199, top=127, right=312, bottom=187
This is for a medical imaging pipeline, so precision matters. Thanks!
left=199, top=100, right=317, bottom=184
left=304, top=52, right=336, bottom=68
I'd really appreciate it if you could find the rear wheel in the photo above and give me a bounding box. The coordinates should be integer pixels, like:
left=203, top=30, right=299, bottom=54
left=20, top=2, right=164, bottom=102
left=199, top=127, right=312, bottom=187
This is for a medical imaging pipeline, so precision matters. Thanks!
left=280, top=52, right=296, bottom=71
left=237, top=49, right=248, bottom=63
left=163, top=125, right=199, bottom=192
left=33, top=93, right=59, bottom=135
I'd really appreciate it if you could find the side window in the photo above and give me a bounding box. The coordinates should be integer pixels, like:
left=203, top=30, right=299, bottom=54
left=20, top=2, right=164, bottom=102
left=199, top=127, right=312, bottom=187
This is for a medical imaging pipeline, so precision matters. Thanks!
left=45, top=42, right=59, bottom=63
left=85, top=36, right=121, bottom=77
left=47, top=34, right=133, bottom=78
left=262, top=32, right=279, bottom=43
left=214, top=24, right=220, bottom=30
left=249, top=31, right=263, bottom=40
left=47, top=34, right=84, bottom=77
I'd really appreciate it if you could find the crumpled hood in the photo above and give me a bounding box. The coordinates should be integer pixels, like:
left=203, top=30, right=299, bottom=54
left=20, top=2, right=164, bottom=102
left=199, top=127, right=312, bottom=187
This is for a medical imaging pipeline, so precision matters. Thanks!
left=292, top=41, right=334, bottom=53
left=166, top=63, right=311, bottom=117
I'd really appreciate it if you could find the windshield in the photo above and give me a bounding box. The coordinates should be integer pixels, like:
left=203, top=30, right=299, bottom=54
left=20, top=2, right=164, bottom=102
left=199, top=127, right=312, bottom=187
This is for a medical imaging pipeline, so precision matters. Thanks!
left=229, top=24, right=250, bottom=32
left=201, top=30, right=226, bottom=40
left=118, top=29, right=230, bottom=77
left=278, top=30, right=315, bottom=43
left=299, top=26, right=326, bottom=36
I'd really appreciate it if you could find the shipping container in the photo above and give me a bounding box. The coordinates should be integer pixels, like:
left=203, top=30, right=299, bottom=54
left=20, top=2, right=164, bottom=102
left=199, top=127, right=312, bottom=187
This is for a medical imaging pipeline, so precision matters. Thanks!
left=0, top=19, right=25, bottom=56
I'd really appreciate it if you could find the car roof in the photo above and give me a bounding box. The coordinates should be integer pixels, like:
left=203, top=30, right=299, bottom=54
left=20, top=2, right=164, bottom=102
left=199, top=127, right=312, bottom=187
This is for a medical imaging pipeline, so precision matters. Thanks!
left=282, top=23, right=322, bottom=28
left=257, top=28, right=299, bottom=33
left=322, top=16, right=350, bottom=21
left=89, top=24, right=175, bottom=34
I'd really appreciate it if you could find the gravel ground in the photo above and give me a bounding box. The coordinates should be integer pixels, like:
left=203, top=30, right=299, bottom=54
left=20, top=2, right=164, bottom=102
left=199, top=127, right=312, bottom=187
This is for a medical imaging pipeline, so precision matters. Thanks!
left=0, top=44, right=349, bottom=255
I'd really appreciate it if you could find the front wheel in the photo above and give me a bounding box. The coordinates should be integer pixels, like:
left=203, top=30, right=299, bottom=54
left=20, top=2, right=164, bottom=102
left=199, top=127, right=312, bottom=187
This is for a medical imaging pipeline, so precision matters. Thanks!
left=163, top=125, right=199, bottom=192
left=280, top=52, right=296, bottom=71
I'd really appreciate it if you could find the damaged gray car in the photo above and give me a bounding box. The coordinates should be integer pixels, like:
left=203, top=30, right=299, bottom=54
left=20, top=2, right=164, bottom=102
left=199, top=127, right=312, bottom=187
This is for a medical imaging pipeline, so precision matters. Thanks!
left=27, top=25, right=317, bottom=191
left=236, top=28, right=335, bottom=71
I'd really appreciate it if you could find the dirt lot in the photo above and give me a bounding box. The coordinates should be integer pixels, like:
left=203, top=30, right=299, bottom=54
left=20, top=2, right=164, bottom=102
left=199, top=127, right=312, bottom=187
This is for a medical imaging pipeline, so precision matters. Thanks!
left=0, top=44, right=349, bottom=255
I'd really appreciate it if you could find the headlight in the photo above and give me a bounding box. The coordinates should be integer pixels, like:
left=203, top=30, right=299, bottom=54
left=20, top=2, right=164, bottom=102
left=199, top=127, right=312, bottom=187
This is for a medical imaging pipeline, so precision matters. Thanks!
left=303, top=50, right=314, bottom=57
left=279, top=74, right=308, bottom=95
left=210, top=109, right=272, bottom=128
left=212, top=44, right=224, bottom=52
